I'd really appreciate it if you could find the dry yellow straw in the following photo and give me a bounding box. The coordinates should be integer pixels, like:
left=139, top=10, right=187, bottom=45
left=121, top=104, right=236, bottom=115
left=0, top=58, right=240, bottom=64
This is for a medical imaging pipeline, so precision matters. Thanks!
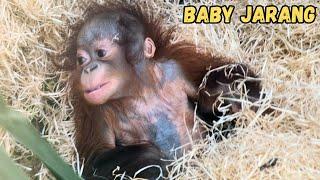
left=0, top=0, right=319, bottom=179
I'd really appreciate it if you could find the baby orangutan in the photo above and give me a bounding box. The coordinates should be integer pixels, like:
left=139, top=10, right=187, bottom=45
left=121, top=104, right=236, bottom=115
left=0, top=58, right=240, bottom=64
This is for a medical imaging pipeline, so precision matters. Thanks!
left=61, top=2, right=261, bottom=179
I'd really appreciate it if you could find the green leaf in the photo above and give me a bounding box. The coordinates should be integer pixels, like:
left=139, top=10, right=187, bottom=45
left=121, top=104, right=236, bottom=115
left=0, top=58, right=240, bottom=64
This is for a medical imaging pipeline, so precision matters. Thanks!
left=0, top=147, right=29, bottom=180
left=0, top=98, right=82, bottom=180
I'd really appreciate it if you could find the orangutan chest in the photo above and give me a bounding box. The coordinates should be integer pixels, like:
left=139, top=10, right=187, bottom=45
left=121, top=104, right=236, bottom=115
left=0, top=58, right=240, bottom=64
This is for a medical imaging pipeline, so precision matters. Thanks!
left=115, top=70, right=197, bottom=157
left=116, top=91, right=194, bottom=157
left=117, top=109, right=191, bottom=157
left=146, top=110, right=183, bottom=156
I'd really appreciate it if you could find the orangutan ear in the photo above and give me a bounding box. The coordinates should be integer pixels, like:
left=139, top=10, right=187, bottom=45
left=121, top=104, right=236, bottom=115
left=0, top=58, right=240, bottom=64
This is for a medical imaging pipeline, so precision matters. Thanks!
left=144, top=37, right=156, bottom=58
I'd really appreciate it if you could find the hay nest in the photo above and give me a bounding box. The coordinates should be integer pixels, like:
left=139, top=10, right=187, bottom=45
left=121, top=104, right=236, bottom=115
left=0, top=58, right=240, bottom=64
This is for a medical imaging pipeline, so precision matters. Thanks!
left=0, top=0, right=319, bottom=179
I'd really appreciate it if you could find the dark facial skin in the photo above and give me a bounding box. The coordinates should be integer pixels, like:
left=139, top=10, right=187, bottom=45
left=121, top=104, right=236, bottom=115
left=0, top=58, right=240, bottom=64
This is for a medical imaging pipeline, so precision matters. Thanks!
left=75, top=11, right=155, bottom=105
left=76, top=36, right=132, bottom=105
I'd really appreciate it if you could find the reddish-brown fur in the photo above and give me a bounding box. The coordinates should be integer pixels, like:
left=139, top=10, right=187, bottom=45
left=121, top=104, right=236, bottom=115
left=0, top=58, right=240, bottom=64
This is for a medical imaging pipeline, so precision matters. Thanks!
left=58, top=2, right=228, bottom=160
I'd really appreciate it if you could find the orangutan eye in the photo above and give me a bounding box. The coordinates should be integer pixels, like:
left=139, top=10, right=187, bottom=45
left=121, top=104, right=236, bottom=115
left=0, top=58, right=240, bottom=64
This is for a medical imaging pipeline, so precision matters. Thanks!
left=96, top=49, right=107, bottom=57
left=77, top=57, right=87, bottom=66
